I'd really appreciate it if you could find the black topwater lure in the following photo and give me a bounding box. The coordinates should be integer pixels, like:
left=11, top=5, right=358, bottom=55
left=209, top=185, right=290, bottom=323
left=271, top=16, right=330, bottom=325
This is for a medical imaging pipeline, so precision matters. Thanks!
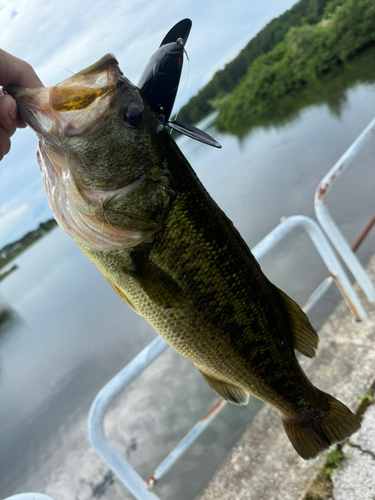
left=138, top=18, right=221, bottom=148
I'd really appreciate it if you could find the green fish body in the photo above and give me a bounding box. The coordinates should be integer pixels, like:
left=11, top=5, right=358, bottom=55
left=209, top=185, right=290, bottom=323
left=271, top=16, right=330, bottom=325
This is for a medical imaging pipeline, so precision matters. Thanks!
left=7, top=54, right=360, bottom=459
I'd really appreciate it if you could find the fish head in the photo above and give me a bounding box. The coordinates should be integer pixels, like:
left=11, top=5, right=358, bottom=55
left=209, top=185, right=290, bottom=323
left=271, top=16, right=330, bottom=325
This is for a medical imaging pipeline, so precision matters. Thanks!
left=6, top=53, right=161, bottom=189
left=6, top=54, right=173, bottom=251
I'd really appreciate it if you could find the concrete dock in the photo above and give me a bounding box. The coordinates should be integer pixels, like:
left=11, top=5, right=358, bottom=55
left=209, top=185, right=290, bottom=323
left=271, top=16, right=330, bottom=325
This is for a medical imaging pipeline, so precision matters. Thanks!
left=197, top=255, right=375, bottom=500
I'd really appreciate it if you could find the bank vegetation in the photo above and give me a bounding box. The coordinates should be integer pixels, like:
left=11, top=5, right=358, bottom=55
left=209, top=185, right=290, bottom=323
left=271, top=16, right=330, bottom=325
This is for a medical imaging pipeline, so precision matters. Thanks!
left=177, top=0, right=331, bottom=125
left=216, top=0, right=375, bottom=131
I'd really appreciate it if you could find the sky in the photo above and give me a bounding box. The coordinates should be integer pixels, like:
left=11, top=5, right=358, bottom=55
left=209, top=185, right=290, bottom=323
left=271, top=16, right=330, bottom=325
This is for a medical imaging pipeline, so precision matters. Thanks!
left=0, top=0, right=297, bottom=249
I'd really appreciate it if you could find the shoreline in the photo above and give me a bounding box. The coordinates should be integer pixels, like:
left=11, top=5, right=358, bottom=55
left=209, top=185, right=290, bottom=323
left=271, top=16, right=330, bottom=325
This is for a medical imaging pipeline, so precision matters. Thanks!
left=0, top=264, right=18, bottom=282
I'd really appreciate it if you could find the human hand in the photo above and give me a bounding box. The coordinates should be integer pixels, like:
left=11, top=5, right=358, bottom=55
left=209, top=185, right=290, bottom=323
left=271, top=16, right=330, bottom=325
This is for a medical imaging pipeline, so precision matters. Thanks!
left=0, top=49, right=43, bottom=161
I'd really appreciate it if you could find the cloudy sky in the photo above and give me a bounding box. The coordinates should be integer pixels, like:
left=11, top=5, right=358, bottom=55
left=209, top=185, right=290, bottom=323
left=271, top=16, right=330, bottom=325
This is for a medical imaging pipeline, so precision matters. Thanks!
left=0, top=0, right=297, bottom=249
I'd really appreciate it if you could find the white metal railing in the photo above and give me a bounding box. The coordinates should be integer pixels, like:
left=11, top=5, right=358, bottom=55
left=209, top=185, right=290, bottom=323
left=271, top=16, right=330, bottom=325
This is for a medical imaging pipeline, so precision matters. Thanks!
left=88, top=337, right=166, bottom=500
left=252, top=215, right=367, bottom=322
left=87, top=214, right=367, bottom=500
left=315, top=116, right=375, bottom=302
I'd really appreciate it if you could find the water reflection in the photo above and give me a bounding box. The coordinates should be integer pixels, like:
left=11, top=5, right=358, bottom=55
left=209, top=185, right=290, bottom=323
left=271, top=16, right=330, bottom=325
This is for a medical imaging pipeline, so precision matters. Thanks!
left=0, top=303, right=21, bottom=342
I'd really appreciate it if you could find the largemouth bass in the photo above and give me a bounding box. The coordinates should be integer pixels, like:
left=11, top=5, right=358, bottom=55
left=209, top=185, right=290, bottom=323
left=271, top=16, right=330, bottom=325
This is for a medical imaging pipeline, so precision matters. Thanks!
left=6, top=54, right=360, bottom=459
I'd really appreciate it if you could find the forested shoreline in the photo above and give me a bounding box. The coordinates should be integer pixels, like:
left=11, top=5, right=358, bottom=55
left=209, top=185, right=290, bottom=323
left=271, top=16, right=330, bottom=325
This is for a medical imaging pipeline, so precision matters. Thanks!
left=178, top=0, right=375, bottom=133
left=178, top=0, right=331, bottom=125
left=0, top=219, right=57, bottom=270
left=216, top=0, right=375, bottom=132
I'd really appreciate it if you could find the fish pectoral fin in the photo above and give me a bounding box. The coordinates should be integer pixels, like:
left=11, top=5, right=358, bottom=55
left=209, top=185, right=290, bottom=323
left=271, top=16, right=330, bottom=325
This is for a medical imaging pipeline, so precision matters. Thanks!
left=106, top=278, right=142, bottom=316
left=129, top=255, right=185, bottom=308
left=277, top=287, right=319, bottom=358
left=197, top=368, right=249, bottom=405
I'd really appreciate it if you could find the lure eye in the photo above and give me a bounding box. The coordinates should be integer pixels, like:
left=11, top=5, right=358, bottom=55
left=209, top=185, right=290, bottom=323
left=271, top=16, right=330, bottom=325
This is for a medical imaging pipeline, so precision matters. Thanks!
left=122, top=105, right=143, bottom=127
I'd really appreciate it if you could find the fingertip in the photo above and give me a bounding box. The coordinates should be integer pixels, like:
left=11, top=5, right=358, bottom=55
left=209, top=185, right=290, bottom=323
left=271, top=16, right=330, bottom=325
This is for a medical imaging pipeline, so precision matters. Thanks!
left=17, top=116, right=27, bottom=128
left=0, top=49, right=44, bottom=89
left=9, top=98, right=17, bottom=121
left=0, top=93, right=15, bottom=114
left=22, top=62, right=44, bottom=88
left=0, top=95, right=18, bottom=136
left=0, top=126, right=11, bottom=160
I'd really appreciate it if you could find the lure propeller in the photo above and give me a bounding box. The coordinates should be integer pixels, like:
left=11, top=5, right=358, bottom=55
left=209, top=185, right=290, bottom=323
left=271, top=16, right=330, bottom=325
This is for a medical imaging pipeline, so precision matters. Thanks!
left=138, top=18, right=221, bottom=148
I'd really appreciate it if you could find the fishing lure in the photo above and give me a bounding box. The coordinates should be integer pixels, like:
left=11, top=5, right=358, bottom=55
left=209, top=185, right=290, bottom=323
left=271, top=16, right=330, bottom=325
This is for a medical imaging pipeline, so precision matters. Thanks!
left=138, top=18, right=221, bottom=148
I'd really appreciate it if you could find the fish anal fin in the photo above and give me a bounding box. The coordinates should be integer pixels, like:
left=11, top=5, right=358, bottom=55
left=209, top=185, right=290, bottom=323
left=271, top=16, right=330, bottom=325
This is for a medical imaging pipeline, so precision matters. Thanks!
left=129, top=256, right=185, bottom=308
left=197, top=368, right=249, bottom=405
left=277, top=287, right=319, bottom=358
left=107, top=278, right=142, bottom=316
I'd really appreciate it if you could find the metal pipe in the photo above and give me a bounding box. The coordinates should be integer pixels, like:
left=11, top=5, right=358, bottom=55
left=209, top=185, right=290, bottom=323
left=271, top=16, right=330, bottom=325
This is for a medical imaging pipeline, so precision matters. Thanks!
left=300, top=213, right=375, bottom=313
left=252, top=215, right=367, bottom=322
left=351, top=214, right=375, bottom=253
left=147, top=398, right=227, bottom=488
left=315, top=117, right=375, bottom=302
left=88, top=336, right=168, bottom=500
left=301, top=276, right=333, bottom=314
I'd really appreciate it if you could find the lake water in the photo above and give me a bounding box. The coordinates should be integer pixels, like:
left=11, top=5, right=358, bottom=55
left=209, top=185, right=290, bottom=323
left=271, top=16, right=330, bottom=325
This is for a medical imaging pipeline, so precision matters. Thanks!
left=1, top=45, right=375, bottom=500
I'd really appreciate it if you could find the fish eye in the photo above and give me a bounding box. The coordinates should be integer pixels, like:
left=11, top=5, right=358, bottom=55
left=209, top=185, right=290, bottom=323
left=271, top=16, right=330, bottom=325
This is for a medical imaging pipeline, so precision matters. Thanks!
left=122, top=105, right=143, bottom=127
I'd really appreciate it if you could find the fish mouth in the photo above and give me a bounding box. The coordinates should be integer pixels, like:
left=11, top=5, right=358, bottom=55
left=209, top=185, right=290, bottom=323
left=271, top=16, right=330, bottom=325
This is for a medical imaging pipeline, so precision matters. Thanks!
left=6, top=54, right=147, bottom=191
left=5, top=54, right=121, bottom=140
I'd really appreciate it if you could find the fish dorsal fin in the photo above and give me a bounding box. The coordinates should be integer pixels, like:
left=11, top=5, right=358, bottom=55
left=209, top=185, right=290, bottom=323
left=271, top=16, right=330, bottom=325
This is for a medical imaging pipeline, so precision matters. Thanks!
left=197, top=368, right=249, bottom=405
left=129, top=254, right=185, bottom=308
left=277, top=287, right=319, bottom=358
left=107, top=278, right=142, bottom=316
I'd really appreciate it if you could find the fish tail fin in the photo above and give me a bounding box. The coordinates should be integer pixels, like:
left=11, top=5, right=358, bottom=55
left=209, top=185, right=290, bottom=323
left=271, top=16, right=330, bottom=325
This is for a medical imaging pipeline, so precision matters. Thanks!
left=282, top=389, right=361, bottom=460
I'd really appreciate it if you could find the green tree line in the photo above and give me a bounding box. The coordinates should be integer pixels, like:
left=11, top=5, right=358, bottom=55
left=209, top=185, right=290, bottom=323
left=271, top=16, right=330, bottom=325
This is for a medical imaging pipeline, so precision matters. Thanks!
left=177, top=0, right=331, bottom=124
left=217, top=0, right=375, bottom=131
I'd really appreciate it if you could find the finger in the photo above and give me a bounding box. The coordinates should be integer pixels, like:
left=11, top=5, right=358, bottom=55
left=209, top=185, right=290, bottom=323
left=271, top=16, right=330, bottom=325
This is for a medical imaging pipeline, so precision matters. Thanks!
left=0, top=94, right=18, bottom=137
left=0, top=125, right=11, bottom=161
left=0, top=49, right=43, bottom=88
left=17, top=116, right=27, bottom=128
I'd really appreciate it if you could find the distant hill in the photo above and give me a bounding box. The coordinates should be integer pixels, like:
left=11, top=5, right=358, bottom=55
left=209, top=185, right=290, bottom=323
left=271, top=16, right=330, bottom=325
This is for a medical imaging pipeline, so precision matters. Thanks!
left=177, top=0, right=331, bottom=125
left=0, top=218, right=58, bottom=269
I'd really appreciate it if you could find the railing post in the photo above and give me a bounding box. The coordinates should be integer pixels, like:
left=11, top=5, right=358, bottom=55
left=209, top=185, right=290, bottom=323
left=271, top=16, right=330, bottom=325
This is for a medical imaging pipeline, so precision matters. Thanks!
left=252, top=215, right=367, bottom=322
left=88, top=336, right=167, bottom=500
left=314, top=116, right=375, bottom=302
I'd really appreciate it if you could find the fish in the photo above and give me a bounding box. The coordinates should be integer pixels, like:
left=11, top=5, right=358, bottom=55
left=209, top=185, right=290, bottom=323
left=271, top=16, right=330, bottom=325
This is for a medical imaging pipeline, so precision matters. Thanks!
left=6, top=54, right=360, bottom=460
